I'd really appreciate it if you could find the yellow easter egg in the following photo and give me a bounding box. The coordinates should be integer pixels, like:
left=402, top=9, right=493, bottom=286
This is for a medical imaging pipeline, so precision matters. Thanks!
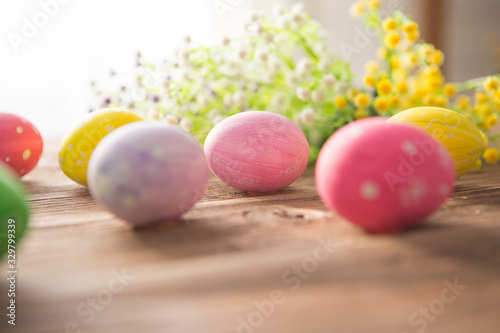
left=387, top=106, right=485, bottom=178
left=59, top=108, right=143, bottom=186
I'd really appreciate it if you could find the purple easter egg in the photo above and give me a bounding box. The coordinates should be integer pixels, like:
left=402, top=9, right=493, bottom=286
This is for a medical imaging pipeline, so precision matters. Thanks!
left=204, top=111, right=309, bottom=192
left=87, top=122, right=209, bottom=226
left=315, top=117, right=455, bottom=233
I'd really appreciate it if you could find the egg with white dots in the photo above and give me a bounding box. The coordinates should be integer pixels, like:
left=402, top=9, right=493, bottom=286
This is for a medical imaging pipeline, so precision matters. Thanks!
left=87, top=122, right=210, bottom=226
left=315, top=117, right=455, bottom=234
left=58, top=108, right=143, bottom=186
left=0, top=112, right=43, bottom=177
left=204, top=111, right=309, bottom=192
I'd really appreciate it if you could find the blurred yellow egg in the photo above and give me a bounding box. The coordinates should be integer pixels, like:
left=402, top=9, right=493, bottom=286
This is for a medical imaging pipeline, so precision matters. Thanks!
left=59, top=108, right=143, bottom=185
left=387, top=106, right=485, bottom=178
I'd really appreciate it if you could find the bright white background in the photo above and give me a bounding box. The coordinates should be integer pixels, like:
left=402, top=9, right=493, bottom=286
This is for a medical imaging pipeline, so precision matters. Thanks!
left=1, top=0, right=498, bottom=139
left=0, top=0, right=377, bottom=140
left=0, top=0, right=253, bottom=138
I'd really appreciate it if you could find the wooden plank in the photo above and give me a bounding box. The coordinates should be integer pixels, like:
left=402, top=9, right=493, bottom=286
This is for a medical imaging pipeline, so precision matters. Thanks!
left=1, top=141, right=500, bottom=333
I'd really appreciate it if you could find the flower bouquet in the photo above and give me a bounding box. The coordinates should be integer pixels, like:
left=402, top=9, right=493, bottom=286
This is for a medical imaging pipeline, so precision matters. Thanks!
left=91, top=1, right=500, bottom=166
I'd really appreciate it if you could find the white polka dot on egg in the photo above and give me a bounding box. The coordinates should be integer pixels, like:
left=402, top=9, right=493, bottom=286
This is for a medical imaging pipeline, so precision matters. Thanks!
left=401, top=140, right=417, bottom=156
left=439, top=184, right=449, bottom=197
left=360, top=181, right=380, bottom=201
left=23, top=149, right=31, bottom=160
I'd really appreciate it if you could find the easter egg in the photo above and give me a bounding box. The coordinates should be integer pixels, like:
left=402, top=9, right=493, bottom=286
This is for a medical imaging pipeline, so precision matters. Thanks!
left=204, top=111, right=309, bottom=192
left=0, top=112, right=43, bottom=177
left=59, top=108, right=143, bottom=186
left=315, top=117, right=455, bottom=233
left=87, top=122, right=209, bottom=226
left=0, top=164, right=29, bottom=258
left=387, top=107, right=485, bottom=178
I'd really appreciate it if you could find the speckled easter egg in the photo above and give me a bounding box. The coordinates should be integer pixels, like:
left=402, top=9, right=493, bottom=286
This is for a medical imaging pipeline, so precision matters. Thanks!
left=0, top=112, right=43, bottom=177
left=87, top=122, right=210, bottom=226
left=315, top=117, right=455, bottom=233
left=387, top=107, right=485, bottom=178
left=0, top=164, right=29, bottom=258
left=204, top=111, right=309, bottom=192
left=58, top=108, right=143, bottom=186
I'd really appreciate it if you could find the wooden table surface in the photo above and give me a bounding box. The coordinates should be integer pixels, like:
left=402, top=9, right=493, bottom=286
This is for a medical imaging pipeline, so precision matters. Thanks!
left=1, top=141, right=500, bottom=333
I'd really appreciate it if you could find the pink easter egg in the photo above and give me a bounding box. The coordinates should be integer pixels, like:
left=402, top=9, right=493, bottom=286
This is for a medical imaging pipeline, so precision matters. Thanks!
left=315, top=117, right=455, bottom=233
left=204, top=111, right=309, bottom=192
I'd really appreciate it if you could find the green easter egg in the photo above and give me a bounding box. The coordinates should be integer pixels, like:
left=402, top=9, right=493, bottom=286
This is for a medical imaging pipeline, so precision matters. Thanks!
left=0, top=163, right=29, bottom=258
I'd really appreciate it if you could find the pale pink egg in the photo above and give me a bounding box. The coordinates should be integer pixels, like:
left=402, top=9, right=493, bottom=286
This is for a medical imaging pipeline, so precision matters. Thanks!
left=87, top=122, right=209, bottom=226
left=204, top=111, right=309, bottom=192
left=315, top=117, right=455, bottom=233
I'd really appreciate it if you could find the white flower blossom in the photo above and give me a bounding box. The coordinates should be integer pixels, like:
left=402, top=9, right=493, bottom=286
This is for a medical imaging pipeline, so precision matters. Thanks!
left=190, top=103, right=200, bottom=115
left=212, top=115, right=225, bottom=125
left=249, top=23, right=264, bottom=35
left=291, top=3, right=305, bottom=15
left=313, top=42, right=328, bottom=56
left=291, top=12, right=304, bottom=26
left=268, top=56, right=282, bottom=72
left=271, top=93, right=285, bottom=107
left=248, top=11, right=260, bottom=23
left=299, top=108, right=315, bottom=124
left=296, top=58, right=312, bottom=76
left=317, top=58, right=330, bottom=72
left=147, top=109, right=160, bottom=120
left=277, top=15, right=290, bottom=29
left=285, top=72, right=299, bottom=86
left=312, top=90, right=326, bottom=103
left=261, top=72, right=273, bottom=84
left=184, top=35, right=191, bottom=44
left=163, top=114, right=178, bottom=126
left=335, top=82, right=349, bottom=95
left=263, top=32, right=274, bottom=44
left=162, top=81, right=171, bottom=96
left=231, top=69, right=243, bottom=80
left=234, top=49, right=247, bottom=61
left=296, top=87, right=310, bottom=101
left=179, top=69, right=189, bottom=81
left=219, top=78, right=232, bottom=89
left=323, top=74, right=336, bottom=89
left=272, top=4, right=286, bottom=17
left=179, top=117, right=193, bottom=132
left=177, top=48, right=190, bottom=66
left=232, top=90, right=246, bottom=105
left=197, top=95, right=209, bottom=108
left=214, top=54, right=226, bottom=66
left=223, top=94, right=233, bottom=107
left=222, top=36, right=231, bottom=47
left=254, top=50, right=268, bottom=63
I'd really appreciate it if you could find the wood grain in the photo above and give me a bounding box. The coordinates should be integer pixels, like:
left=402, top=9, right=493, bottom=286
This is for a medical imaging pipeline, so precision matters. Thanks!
left=1, top=141, right=500, bottom=333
